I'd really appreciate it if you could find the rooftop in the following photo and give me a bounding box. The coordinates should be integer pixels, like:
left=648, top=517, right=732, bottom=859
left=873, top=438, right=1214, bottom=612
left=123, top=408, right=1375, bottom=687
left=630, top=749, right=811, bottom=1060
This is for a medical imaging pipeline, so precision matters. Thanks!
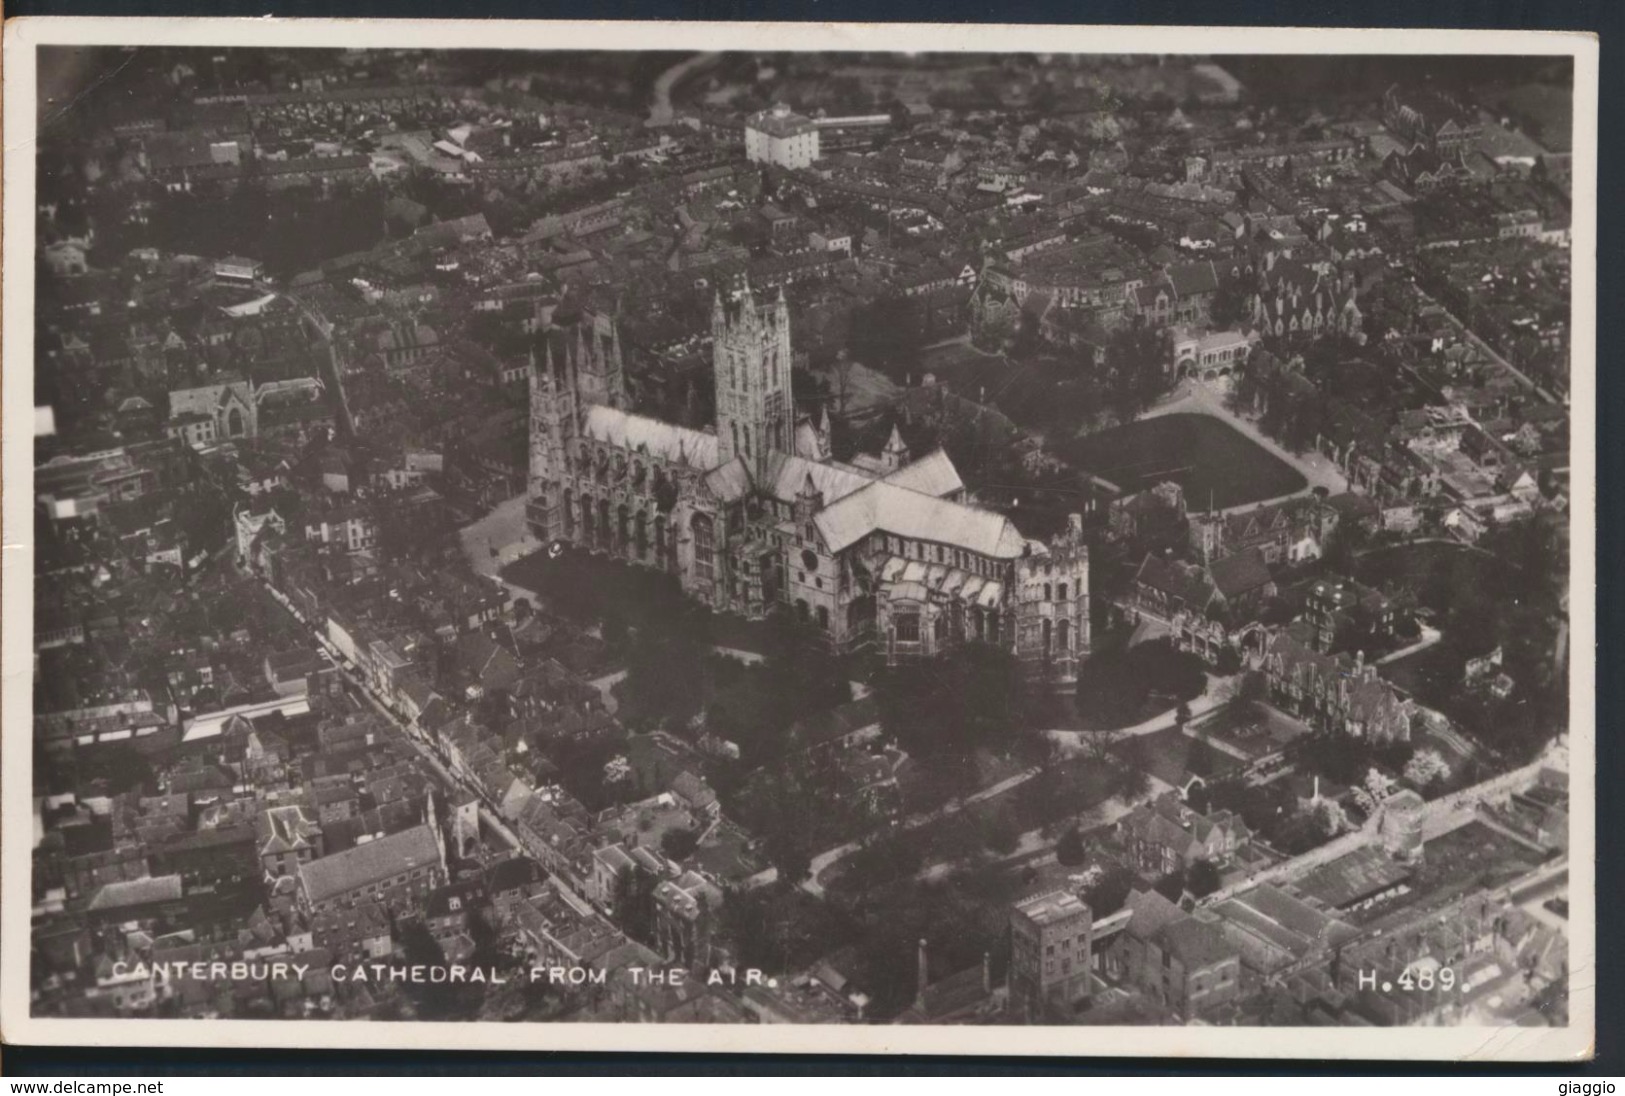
left=1014, top=888, right=1091, bottom=927
left=297, top=822, right=440, bottom=905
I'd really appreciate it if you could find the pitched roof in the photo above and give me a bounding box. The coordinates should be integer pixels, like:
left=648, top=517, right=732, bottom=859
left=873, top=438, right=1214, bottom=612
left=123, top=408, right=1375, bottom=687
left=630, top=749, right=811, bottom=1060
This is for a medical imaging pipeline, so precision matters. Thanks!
left=1209, top=546, right=1273, bottom=599
left=88, top=874, right=184, bottom=910
left=1135, top=553, right=1218, bottom=610
left=1213, top=883, right=1356, bottom=963
left=1167, top=260, right=1220, bottom=298
left=1122, top=804, right=1201, bottom=857
left=1288, top=845, right=1412, bottom=910
left=298, top=823, right=440, bottom=906
left=582, top=405, right=719, bottom=470
left=1123, top=887, right=1185, bottom=941
left=882, top=448, right=964, bottom=498
left=1158, top=914, right=1238, bottom=970
left=762, top=452, right=872, bottom=507
left=815, top=479, right=1027, bottom=558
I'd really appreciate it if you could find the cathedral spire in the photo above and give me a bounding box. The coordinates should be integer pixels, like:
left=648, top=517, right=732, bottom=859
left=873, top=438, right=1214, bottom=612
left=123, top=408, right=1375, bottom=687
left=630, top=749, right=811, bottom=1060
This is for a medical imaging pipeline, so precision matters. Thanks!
left=881, top=422, right=909, bottom=474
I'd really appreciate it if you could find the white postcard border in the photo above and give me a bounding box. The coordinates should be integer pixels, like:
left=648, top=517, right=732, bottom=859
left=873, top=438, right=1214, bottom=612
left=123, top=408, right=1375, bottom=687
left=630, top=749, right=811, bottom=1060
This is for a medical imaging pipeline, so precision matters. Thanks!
left=2, top=18, right=1598, bottom=1061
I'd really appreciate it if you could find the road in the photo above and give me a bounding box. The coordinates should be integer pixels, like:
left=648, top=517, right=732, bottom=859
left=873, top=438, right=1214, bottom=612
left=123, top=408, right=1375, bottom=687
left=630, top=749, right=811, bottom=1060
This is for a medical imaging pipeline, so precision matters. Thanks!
left=1510, top=864, right=1569, bottom=932
left=794, top=765, right=1045, bottom=898
left=257, top=578, right=524, bottom=854
left=1045, top=672, right=1230, bottom=756
left=1197, top=747, right=1563, bottom=908
left=648, top=51, right=720, bottom=125
left=1413, top=285, right=1558, bottom=404
left=793, top=675, right=1235, bottom=897
left=1375, top=624, right=1443, bottom=666
left=914, top=776, right=1174, bottom=885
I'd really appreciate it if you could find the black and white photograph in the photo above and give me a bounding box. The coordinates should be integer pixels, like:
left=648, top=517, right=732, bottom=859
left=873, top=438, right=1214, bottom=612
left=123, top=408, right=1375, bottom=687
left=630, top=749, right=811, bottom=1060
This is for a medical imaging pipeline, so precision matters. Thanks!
left=0, top=19, right=1596, bottom=1060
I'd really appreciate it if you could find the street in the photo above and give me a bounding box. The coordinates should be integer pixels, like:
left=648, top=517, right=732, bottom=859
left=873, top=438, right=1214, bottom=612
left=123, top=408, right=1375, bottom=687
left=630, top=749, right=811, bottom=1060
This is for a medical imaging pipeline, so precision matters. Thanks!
left=1412, top=284, right=1559, bottom=404
left=258, top=578, right=525, bottom=856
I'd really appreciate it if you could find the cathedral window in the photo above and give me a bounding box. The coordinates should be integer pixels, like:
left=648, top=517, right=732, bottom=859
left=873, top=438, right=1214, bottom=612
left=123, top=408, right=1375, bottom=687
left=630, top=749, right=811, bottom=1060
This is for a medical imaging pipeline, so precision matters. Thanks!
left=692, top=514, right=715, bottom=581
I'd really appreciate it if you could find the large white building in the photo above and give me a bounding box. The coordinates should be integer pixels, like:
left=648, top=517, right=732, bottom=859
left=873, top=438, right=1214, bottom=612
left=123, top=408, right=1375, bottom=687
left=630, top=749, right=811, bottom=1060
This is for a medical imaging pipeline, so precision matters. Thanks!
left=745, top=104, right=821, bottom=170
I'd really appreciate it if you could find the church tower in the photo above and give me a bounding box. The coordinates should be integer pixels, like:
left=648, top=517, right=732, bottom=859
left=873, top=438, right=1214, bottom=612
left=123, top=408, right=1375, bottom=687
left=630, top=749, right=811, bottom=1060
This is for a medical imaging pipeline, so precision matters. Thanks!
left=574, top=307, right=626, bottom=410
left=713, top=278, right=794, bottom=481
left=526, top=336, right=579, bottom=544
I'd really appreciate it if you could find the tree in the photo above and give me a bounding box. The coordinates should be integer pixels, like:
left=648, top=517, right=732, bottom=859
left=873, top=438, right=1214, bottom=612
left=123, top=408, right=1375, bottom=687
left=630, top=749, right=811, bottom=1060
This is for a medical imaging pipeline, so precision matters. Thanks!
left=617, top=627, right=707, bottom=732
left=1152, top=866, right=1187, bottom=903
left=1187, top=858, right=1222, bottom=899
left=1227, top=669, right=1266, bottom=718
left=849, top=293, right=923, bottom=372
left=1056, top=826, right=1088, bottom=866
left=660, top=825, right=701, bottom=862
left=874, top=641, right=1039, bottom=789
left=1209, top=276, right=1249, bottom=329
left=983, top=812, right=1020, bottom=855
left=397, top=921, right=483, bottom=1020
left=755, top=765, right=817, bottom=886
left=1403, top=748, right=1452, bottom=790
left=1310, top=798, right=1353, bottom=837
left=1103, top=327, right=1171, bottom=423
left=1082, top=863, right=1136, bottom=916
left=1227, top=349, right=1270, bottom=416
left=1321, top=517, right=1373, bottom=577
left=1114, top=735, right=1154, bottom=801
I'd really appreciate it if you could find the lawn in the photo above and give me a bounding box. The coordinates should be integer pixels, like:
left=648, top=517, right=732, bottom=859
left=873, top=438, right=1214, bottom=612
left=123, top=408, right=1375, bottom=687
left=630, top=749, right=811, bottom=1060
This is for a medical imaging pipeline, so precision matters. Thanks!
left=1125, top=726, right=1243, bottom=788
left=1059, top=413, right=1306, bottom=508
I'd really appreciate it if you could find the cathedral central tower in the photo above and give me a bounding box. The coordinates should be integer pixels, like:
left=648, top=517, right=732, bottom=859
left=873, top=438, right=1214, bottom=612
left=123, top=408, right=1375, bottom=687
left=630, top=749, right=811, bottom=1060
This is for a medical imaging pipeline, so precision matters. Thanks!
left=712, top=278, right=794, bottom=481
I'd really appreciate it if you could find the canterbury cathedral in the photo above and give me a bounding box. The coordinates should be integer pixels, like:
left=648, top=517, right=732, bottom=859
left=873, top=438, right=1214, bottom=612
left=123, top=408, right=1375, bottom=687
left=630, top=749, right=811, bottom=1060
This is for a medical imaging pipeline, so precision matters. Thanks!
left=526, top=279, right=1092, bottom=686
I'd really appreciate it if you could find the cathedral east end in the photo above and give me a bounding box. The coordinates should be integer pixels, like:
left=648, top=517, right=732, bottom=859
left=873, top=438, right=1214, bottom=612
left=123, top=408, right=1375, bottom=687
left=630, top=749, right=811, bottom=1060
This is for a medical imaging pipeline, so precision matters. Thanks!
left=526, top=280, right=1090, bottom=687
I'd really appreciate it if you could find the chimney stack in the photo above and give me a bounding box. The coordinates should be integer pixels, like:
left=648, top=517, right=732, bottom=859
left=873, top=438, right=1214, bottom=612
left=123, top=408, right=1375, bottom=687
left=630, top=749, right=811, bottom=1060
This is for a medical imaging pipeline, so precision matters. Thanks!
left=916, top=938, right=929, bottom=1006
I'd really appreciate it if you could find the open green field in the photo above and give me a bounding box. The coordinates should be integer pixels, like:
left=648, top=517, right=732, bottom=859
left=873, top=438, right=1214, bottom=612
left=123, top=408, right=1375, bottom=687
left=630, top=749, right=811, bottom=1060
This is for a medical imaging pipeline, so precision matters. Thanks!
left=1060, top=413, right=1307, bottom=508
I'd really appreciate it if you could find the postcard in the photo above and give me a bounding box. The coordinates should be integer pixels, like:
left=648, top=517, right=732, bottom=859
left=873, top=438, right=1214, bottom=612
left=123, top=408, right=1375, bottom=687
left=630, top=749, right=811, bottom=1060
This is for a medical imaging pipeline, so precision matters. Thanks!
left=1, top=18, right=1596, bottom=1060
